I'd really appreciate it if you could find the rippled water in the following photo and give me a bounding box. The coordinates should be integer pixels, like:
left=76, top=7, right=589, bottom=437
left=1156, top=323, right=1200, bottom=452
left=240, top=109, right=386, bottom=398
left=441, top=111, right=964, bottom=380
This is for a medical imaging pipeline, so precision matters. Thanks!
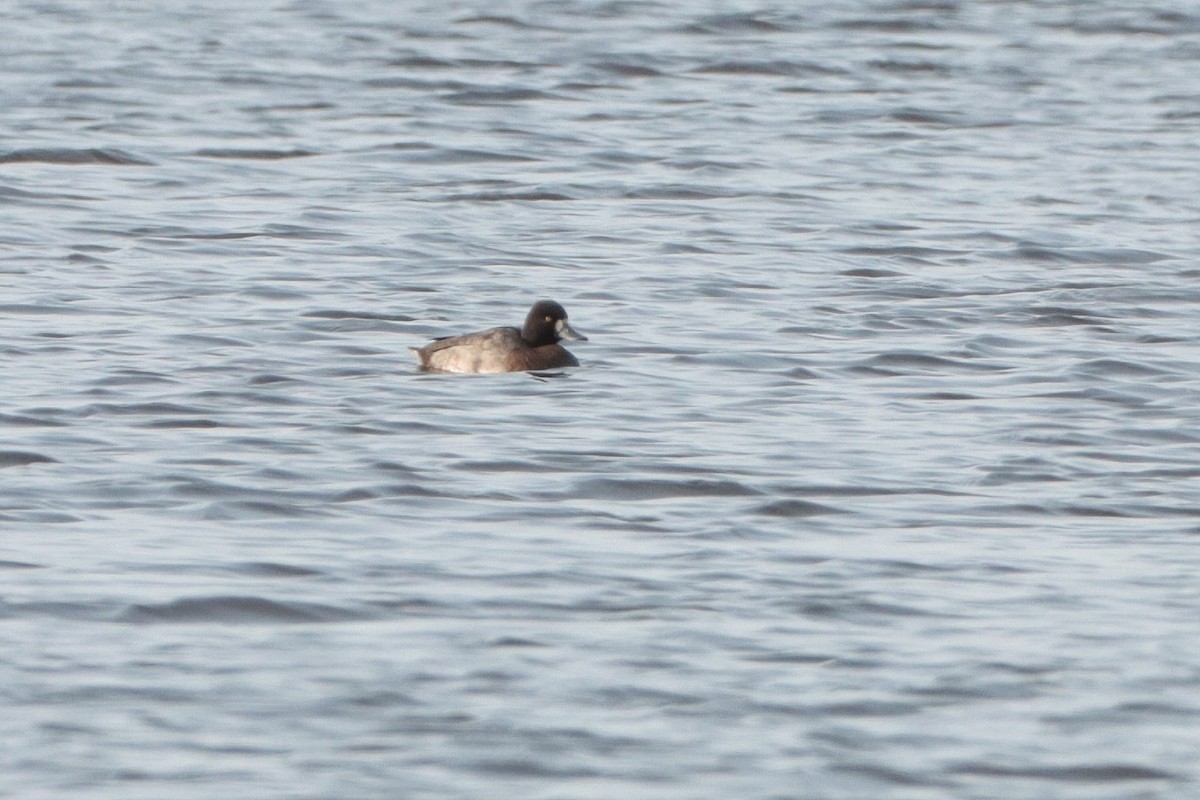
left=3, top=0, right=1200, bottom=797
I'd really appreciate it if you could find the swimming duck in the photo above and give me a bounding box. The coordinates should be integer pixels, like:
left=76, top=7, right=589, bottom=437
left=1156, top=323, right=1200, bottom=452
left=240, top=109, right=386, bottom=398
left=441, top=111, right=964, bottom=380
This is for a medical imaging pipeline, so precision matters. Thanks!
left=411, top=299, right=587, bottom=373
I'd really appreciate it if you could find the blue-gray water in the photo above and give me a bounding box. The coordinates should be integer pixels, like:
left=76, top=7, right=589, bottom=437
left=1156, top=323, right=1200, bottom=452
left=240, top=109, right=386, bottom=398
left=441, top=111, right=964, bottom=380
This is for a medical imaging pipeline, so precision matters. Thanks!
left=3, top=1, right=1200, bottom=797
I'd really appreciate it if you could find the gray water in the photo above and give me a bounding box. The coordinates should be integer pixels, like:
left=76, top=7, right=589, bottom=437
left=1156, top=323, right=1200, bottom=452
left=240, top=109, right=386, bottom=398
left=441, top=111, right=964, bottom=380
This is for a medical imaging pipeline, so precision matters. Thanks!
left=3, top=0, right=1200, bottom=797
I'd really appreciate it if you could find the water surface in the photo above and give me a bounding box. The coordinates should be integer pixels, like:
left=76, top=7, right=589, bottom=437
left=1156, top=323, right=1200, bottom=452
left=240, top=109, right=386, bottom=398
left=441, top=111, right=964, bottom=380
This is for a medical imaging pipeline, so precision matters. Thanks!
left=3, top=1, right=1200, bottom=798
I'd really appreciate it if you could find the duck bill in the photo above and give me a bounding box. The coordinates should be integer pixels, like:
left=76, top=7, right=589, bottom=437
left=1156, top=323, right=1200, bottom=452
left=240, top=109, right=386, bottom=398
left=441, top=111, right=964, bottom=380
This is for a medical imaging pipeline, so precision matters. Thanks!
left=555, top=318, right=587, bottom=342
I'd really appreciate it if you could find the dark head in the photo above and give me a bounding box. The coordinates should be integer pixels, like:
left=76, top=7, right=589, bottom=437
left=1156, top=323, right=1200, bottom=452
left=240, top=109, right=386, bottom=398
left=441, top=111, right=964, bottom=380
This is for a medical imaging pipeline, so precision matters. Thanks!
left=522, top=300, right=587, bottom=347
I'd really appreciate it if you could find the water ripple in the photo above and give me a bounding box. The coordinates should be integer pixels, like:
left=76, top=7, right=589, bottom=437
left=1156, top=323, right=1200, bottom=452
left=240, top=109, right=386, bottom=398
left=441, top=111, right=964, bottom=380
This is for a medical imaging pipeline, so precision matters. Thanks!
left=120, top=596, right=368, bottom=624
left=0, top=147, right=154, bottom=165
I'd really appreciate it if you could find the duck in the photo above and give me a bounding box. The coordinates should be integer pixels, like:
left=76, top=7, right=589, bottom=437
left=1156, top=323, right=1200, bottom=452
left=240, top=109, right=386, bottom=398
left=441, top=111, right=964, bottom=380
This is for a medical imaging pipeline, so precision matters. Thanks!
left=411, top=299, right=587, bottom=373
